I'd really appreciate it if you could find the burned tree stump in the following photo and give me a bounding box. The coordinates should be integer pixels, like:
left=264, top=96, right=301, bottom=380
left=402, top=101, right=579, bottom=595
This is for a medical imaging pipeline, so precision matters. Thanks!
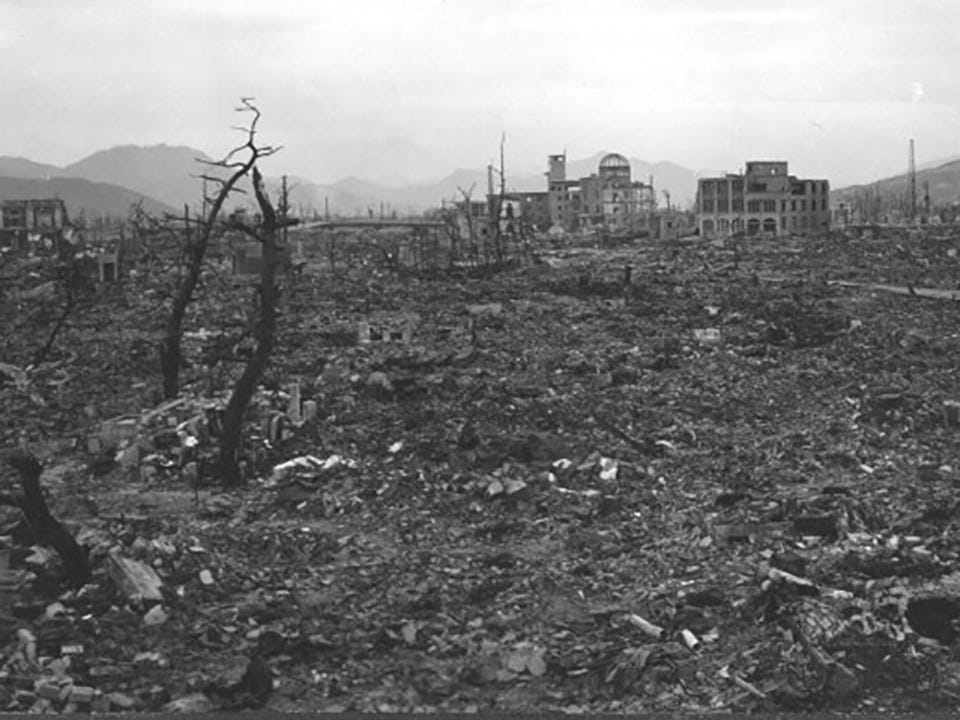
left=6, top=452, right=90, bottom=589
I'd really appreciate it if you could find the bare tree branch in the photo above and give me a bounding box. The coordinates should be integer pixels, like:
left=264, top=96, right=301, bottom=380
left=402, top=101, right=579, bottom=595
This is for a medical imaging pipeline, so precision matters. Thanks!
left=159, top=98, right=281, bottom=398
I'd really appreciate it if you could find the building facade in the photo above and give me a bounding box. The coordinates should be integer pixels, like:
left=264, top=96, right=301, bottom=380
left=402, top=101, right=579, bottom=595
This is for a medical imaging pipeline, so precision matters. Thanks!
left=547, top=152, right=656, bottom=233
left=0, top=198, right=68, bottom=248
left=697, top=161, right=829, bottom=238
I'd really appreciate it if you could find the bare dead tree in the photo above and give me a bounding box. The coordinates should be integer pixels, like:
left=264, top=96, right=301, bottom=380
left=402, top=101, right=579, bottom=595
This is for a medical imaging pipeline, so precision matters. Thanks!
left=456, top=184, right=478, bottom=264
left=497, top=132, right=508, bottom=265
left=30, top=259, right=83, bottom=366
left=159, top=98, right=280, bottom=398
left=29, top=226, right=93, bottom=367
left=488, top=132, right=508, bottom=268
left=216, top=165, right=287, bottom=486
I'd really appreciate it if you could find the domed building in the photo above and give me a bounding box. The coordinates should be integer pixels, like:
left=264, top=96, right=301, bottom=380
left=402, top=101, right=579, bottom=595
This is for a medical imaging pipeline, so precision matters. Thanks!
left=547, top=151, right=657, bottom=233
left=598, top=152, right=632, bottom=185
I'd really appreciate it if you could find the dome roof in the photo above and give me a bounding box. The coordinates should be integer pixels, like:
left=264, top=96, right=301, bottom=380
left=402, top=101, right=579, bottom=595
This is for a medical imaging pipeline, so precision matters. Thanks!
left=599, top=153, right=630, bottom=170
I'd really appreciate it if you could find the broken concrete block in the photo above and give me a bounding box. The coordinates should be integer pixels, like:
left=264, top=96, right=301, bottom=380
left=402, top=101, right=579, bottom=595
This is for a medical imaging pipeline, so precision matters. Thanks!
left=142, top=605, right=168, bottom=626
left=69, top=686, right=95, bottom=704
left=108, top=691, right=137, bottom=710
left=712, top=521, right=791, bottom=544
left=35, top=681, right=61, bottom=701
left=693, top=328, right=722, bottom=346
left=19, top=281, right=56, bottom=301
left=14, top=690, right=36, bottom=708
left=268, top=414, right=286, bottom=444
left=467, top=302, right=504, bottom=317
left=118, top=443, right=140, bottom=468
left=302, top=400, right=318, bottom=424
left=99, top=416, right=139, bottom=450
left=106, top=549, right=163, bottom=602
left=366, top=371, right=392, bottom=391
left=29, top=698, right=53, bottom=714
left=288, top=382, right=302, bottom=425
left=162, top=693, right=213, bottom=713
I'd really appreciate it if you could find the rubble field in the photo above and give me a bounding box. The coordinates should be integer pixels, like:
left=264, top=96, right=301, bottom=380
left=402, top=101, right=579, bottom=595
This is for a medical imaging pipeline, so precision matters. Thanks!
left=2, top=228, right=960, bottom=713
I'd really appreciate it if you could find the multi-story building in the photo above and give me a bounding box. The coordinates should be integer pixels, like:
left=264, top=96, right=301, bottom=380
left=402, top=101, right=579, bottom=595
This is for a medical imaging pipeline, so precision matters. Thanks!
left=697, top=161, right=829, bottom=238
left=547, top=152, right=656, bottom=233
left=0, top=198, right=68, bottom=248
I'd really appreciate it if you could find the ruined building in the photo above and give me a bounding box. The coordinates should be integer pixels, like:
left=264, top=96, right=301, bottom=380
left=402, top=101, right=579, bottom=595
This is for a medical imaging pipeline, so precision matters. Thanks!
left=547, top=152, right=656, bottom=233
left=0, top=198, right=69, bottom=249
left=697, top=161, right=830, bottom=238
left=481, top=165, right=551, bottom=232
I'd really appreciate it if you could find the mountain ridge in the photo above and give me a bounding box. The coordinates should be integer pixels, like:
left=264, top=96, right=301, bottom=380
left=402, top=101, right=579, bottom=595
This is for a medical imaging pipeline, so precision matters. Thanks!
left=1, top=144, right=704, bottom=216
left=832, top=158, right=960, bottom=207
left=10, top=143, right=954, bottom=218
left=0, top=176, right=172, bottom=220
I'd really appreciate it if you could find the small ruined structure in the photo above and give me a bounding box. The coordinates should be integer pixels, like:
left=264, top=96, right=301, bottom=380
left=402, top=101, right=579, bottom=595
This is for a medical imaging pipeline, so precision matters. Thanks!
left=697, top=161, right=830, bottom=238
left=97, top=251, right=120, bottom=283
left=358, top=312, right=419, bottom=344
left=0, top=198, right=69, bottom=250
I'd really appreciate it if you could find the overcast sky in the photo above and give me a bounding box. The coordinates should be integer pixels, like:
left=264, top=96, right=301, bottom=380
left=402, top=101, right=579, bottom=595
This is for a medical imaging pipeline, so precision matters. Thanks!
left=3, top=0, right=960, bottom=187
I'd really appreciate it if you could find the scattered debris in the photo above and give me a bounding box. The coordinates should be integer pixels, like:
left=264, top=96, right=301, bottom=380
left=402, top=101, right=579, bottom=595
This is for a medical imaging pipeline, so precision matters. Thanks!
left=106, top=549, right=163, bottom=602
left=2, top=226, right=960, bottom=713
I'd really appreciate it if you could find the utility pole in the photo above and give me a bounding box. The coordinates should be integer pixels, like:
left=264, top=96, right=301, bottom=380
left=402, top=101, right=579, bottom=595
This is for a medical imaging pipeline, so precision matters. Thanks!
left=280, top=175, right=289, bottom=246
left=908, top=138, right=917, bottom=223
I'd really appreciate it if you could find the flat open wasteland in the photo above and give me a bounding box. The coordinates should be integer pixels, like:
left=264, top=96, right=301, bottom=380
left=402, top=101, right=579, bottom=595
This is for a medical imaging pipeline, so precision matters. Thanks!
left=2, top=224, right=960, bottom=713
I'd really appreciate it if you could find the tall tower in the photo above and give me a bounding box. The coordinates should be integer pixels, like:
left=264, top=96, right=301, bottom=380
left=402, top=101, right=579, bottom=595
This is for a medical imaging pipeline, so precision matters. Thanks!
left=547, top=153, right=567, bottom=183
left=908, top=138, right=917, bottom=222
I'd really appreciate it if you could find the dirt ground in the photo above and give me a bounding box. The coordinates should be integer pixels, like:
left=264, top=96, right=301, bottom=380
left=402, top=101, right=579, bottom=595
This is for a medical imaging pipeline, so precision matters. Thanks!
left=2, top=228, right=960, bottom=713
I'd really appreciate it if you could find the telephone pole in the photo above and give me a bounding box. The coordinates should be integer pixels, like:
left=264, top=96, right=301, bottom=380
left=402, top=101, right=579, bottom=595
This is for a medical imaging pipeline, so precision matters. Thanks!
left=908, top=138, right=917, bottom=223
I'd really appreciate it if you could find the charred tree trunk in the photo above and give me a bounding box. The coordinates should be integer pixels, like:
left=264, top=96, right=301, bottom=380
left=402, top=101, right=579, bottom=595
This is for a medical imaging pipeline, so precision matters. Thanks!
left=6, top=453, right=90, bottom=589
left=217, top=166, right=281, bottom=486
left=159, top=170, right=249, bottom=398
left=30, top=241, right=91, bottom=367
left=159, top=100, right=277, bottom=399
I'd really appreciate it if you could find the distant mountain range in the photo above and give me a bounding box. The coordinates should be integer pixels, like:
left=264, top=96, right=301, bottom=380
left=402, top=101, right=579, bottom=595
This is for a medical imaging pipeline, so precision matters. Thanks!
left=9, top=142, right=958, bottom=222
left=0, top=145, right=703, bottom=220
left=0, top=174, right=171, bottom=220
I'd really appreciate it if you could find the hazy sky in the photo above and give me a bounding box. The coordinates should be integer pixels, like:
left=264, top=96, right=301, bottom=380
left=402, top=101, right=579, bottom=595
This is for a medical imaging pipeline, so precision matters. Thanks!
left=4, top=0, right=960, bottom=187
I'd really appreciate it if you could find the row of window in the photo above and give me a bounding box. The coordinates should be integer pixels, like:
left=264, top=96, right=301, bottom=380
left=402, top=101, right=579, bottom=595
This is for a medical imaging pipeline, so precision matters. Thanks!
left=701, top=179, right=828, bottom=197
left=701, top=197, right=828, bottom=213
left=2, top=206, right=60, bottom=229
left=2, top=208, right=26, bottom=228
left=704, top=217, right=778, bottom=234
left=704, top=214, right=827, bottom=233
left=704, top=215, right=826, bottom=235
